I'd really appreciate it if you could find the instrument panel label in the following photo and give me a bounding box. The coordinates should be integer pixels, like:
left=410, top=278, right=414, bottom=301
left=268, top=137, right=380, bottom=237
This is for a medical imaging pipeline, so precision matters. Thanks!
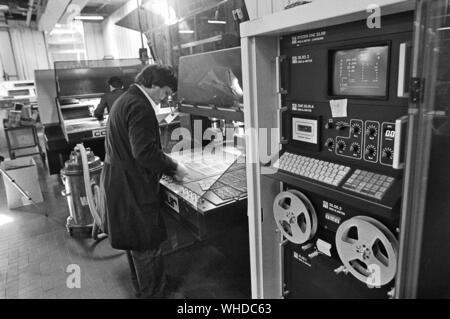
left=323, top=200, right=346, bottom=216
left=293, top=252, right=312, bottom=267
left=292, top=30, right=327, bottom=45
left=92, top=129, right=106, bottom=138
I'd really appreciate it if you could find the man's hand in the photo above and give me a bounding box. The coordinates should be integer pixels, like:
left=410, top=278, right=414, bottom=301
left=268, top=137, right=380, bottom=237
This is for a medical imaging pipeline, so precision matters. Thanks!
left=173, top=162, right=188, bottom=182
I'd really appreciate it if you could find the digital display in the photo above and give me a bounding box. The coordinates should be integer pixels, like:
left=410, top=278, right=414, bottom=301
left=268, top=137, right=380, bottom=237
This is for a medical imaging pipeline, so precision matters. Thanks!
left=292, top=117, right=317, bottom=144
left=297, top=124, right=312, bottom=133
left=384, top=129, right=396, bottom=138
left=332, top=45, right=389, bottom=97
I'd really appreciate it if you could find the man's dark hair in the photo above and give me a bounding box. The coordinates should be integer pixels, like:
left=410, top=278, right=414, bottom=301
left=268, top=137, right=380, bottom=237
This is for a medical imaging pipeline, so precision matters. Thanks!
left=107, top=76, right=123, bottom=89
left=135, top=64, right=177, bottom=92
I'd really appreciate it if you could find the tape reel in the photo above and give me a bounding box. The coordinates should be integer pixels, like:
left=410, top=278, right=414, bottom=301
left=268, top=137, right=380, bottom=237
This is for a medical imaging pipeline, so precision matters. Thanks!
left=335, top=216, right=398, bottom=286
left=273, top=190, right=317, bottom=244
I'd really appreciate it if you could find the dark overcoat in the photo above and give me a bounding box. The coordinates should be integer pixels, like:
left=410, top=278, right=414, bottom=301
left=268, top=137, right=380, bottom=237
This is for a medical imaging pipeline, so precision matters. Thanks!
left=93, top=88, right=124, bottom=118
left=98, top=84, right=177, bottom=250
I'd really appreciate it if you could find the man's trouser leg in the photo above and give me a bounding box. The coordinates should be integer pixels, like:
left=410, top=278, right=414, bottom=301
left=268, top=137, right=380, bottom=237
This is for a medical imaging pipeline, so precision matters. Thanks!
left=128, top=247, right=166, bottom=298
left=126, top=251, right=141, bottom=297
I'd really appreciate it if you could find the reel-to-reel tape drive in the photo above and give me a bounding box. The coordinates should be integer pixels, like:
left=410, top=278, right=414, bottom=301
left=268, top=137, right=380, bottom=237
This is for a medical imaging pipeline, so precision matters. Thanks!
left=269, top=12, right=414, bottom=298
left=273, top=189, right=399, bottom=297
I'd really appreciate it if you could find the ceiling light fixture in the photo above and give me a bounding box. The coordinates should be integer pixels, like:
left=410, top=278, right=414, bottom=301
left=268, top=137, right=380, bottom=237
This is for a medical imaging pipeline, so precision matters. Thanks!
left=74, top=15, right=104, bottom=21
left=179, top=30, right=195, bottom=34
left=207, top=20, right=226, bottom=24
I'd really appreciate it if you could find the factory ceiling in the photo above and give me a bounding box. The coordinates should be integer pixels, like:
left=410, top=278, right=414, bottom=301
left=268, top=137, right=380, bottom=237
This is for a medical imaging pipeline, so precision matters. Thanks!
left=81, top=0, right=129, bottom=17
left=0, top=0, right=40, bottom=25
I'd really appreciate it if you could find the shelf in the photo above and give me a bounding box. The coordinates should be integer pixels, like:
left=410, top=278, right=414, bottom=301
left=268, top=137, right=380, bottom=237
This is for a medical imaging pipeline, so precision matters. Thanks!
left=178, top=103, right=244, bottom=122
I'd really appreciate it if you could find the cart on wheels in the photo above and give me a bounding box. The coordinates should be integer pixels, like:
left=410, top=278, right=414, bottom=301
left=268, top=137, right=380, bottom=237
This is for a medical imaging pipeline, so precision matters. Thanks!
left=2, top=118, right=46, bottom=163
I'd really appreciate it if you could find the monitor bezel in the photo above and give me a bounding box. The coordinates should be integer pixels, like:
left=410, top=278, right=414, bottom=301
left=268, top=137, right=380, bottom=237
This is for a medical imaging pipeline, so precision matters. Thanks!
left=327, top=41, right=391, bottom=100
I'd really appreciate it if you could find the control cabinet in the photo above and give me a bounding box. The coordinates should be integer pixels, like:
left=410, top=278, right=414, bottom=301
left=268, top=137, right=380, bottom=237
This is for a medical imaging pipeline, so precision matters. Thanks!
left=241, top=0, right=417, bottom=299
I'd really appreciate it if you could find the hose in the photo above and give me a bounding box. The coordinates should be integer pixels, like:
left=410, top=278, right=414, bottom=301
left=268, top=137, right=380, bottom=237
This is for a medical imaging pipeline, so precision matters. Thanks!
left=75, top=144, right=107, bottom=241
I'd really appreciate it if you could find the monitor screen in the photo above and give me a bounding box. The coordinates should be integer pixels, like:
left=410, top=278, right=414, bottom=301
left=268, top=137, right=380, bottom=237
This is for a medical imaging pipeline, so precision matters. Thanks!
left=332, top=45, right=389, bottom=97
left=177, top=47, right=243, bottom=108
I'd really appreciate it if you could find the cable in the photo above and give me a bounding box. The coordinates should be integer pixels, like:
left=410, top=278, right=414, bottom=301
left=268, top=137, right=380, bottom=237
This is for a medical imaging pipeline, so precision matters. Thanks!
left=75, top=144, right=107, bottom=241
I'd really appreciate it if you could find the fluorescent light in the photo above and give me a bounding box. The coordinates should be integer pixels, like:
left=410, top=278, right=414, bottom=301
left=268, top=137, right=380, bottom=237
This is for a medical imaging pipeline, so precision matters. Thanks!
left=179, top=30, right=195, bottom=34
left=208, top=20, right=226, bottom=24
left=437, top=26, right=450, bottom=31
left=74, top=16, right=104, bottom=21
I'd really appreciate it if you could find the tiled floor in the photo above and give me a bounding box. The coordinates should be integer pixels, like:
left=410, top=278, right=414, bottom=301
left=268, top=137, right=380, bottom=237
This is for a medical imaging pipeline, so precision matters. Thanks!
left=0, top=152, right=251, bottom=299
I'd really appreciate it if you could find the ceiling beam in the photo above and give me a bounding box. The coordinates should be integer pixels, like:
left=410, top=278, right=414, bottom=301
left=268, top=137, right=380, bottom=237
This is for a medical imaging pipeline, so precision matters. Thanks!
left=58, top=0, right=90, bottom=24
left=37, top=0, right=71, bottom=31
left=37, top=0, right=91, bottom=32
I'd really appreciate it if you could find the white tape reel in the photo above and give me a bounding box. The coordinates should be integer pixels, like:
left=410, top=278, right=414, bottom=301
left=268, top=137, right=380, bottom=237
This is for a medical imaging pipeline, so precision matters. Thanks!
left=273, top=190, right=317, bottom=244
left=335, top=216, right=398, bottom=287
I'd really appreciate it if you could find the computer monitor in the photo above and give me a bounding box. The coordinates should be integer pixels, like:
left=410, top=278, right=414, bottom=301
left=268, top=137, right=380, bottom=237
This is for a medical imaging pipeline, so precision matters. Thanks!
left=177, top=47, right=243, bottom=108
left=331, top=45, right=389, bottom=98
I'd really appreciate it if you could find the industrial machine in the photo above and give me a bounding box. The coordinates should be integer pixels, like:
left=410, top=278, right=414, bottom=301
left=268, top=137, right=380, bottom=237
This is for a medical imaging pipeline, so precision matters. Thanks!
left=161, top=148, right=247, bottom=240
left=0, top=80, right=35, bottom=98
left=42, top=59, right=147, bottom=174
left=54, top=59, right=146, bottom=144
left=238, top=0, right=447, bottom=299
left=269, top=12, right=413, bottom=298
left=160, top=47, right=247, bottom=241
left=0, top=80, right=36, bottom=108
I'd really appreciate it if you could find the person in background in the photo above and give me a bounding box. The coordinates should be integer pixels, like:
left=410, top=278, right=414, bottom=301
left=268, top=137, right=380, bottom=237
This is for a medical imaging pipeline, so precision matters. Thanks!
left=98, top=64, right=188, bottom=299
left=93, top=76, right=124, bottom=120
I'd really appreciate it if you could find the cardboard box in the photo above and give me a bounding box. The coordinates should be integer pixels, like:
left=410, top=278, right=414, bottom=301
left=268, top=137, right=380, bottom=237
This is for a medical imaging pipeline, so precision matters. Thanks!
left=1, top=157, right=44, bottom=209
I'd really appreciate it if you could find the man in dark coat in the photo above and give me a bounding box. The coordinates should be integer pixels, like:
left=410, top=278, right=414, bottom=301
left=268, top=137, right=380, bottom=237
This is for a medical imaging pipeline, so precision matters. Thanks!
left=99, top=64, right=187, bottom=298
left=93, top=76, right=125, bottom=120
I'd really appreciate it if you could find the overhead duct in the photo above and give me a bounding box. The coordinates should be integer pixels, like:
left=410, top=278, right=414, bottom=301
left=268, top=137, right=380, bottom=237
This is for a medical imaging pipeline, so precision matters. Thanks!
left=37, top=0, right=71, bottom=31
left=37, top=0, right=90, bottom=32
left=58, top=0, right=90, bottom=25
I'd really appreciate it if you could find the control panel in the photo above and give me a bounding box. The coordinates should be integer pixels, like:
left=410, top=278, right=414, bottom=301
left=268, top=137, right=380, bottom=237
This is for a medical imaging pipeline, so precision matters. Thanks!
left=272, top=12, right=413, bottom=299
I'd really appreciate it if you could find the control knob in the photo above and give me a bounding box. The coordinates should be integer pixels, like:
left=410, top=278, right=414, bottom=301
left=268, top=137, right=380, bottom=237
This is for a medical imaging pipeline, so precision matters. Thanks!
left=351, top=123, right=361, bottom=135
left=350, top=143, right=360, bottom=154
left=366, top=125, right=378, bottom=138
left=365, top=145, right=376, bottom=157
left=325, top=138, right=334, bottom=149
left=382, top=147, right=393, bottom=160
left=337, top=140, right=346, bottom=151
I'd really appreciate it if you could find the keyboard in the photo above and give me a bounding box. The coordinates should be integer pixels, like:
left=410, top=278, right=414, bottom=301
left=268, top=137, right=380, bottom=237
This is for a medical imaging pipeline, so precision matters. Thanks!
left=343, top=169, right=394, bottom=200
left=273, top=152, right=350, bottom=186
